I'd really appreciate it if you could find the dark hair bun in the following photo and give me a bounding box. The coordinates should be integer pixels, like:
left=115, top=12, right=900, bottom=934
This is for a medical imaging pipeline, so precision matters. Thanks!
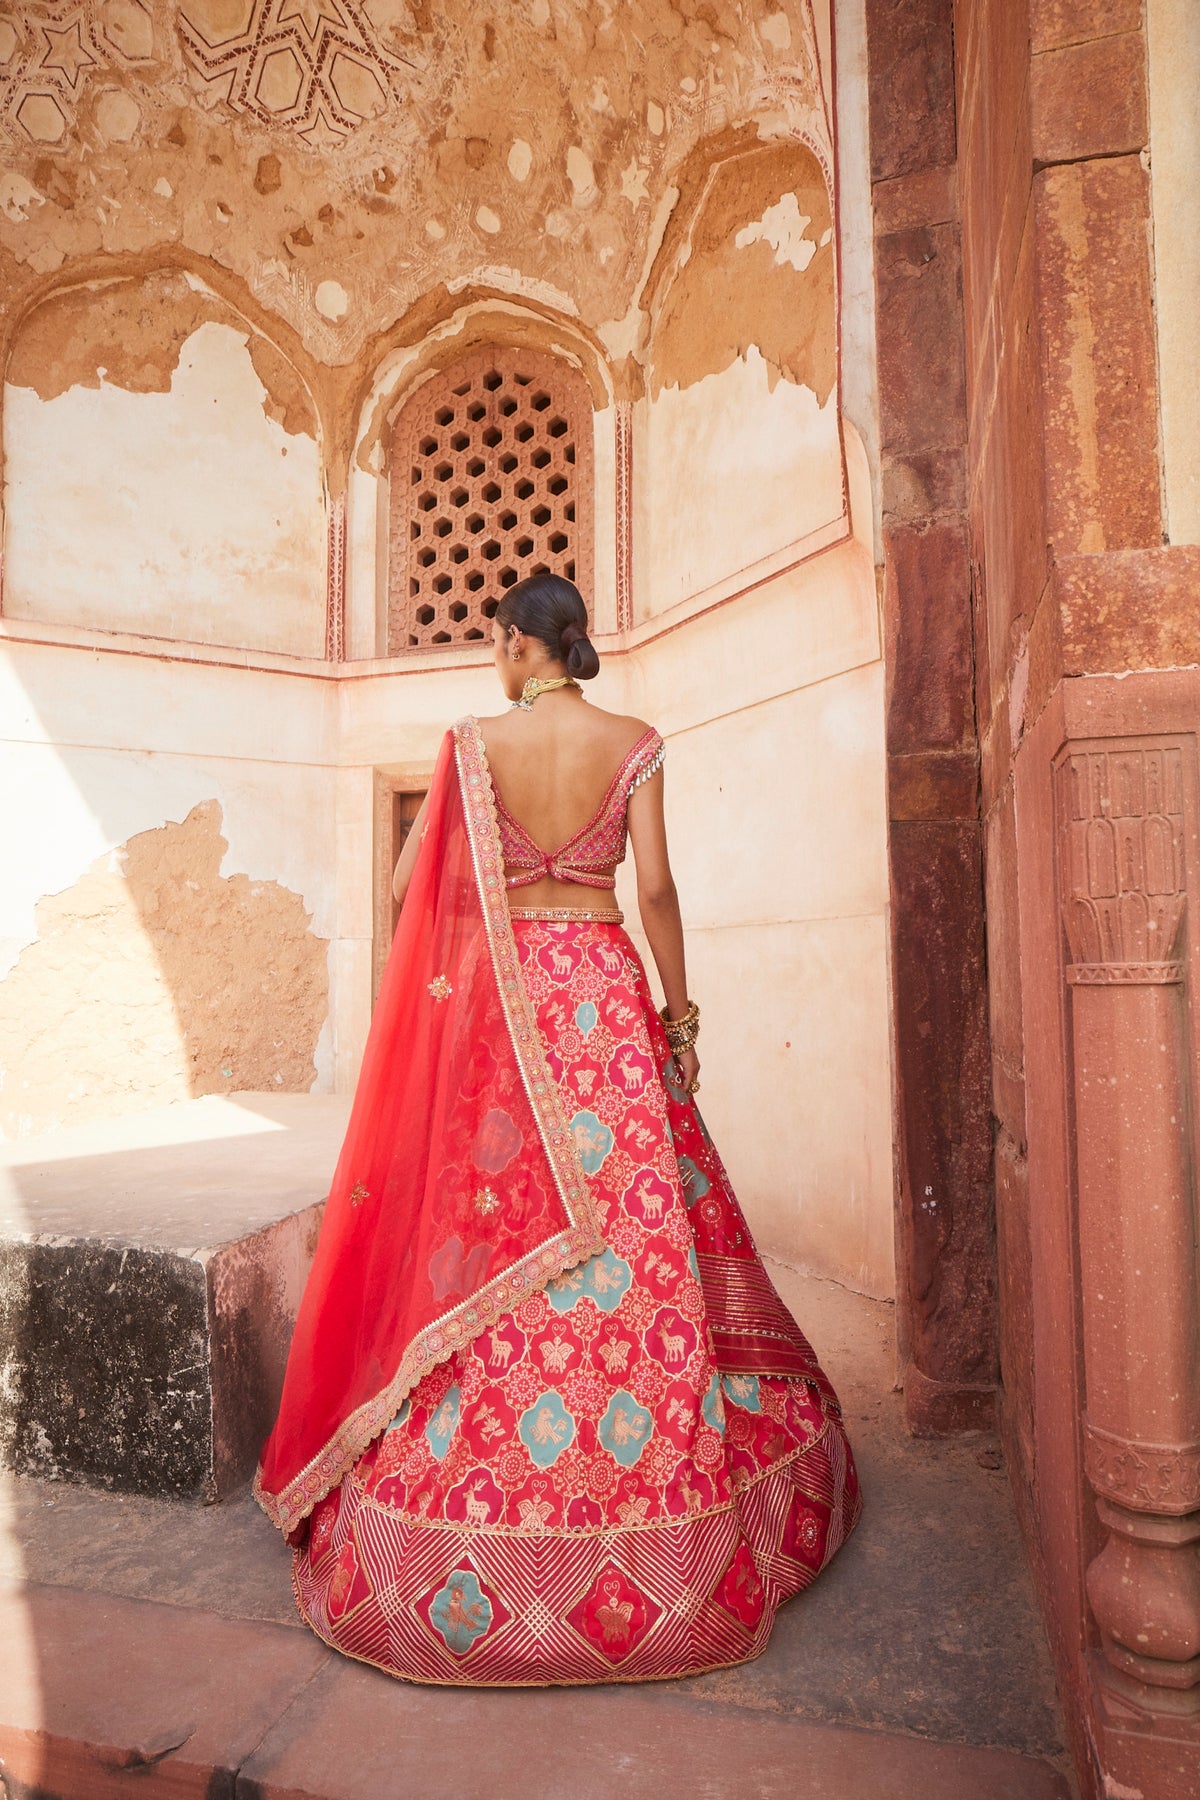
left=560, top=620, right=599, bottom=680
left=494, top=571, right=600, bottom=679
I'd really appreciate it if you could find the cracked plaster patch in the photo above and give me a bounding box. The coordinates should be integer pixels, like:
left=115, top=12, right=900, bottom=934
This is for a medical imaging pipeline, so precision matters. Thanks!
left=0, top=801, right=328, bottom=1140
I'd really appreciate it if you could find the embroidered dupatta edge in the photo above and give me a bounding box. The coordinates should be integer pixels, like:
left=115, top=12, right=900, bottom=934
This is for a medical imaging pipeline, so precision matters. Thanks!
left=252, top=719, right=605, bottom=1537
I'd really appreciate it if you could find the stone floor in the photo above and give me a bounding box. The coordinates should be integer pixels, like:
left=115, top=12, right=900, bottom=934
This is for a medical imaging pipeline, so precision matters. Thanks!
left=0, top=1261, right=1077, bottom=1799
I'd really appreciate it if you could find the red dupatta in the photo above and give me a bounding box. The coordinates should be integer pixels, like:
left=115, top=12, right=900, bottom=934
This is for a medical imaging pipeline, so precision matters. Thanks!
left=254, top=717, right=605, bottom=1535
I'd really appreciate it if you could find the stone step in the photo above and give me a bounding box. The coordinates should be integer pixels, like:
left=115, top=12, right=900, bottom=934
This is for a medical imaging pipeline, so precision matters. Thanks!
left=0, top=1094, right=349, bottom=1500
left=0, top=1581, right=1072, bottom=1800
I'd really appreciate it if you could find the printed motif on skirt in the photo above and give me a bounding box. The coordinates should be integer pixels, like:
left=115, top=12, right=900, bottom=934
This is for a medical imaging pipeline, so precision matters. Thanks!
left=293, top=920, right=862, bottom=1685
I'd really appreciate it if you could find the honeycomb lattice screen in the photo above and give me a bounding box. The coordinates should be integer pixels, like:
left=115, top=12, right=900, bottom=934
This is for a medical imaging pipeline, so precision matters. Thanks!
left=387, top=345, right=595, bottom=655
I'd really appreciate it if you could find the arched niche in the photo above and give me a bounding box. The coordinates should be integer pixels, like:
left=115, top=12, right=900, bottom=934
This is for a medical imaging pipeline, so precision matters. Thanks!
left=640, top=136, right=845, bottom=621
left=346, top=303, right=617, bottom=661
left=385, top=342, right=595, bottom=656
left=1, top=267, right=327, bottom=657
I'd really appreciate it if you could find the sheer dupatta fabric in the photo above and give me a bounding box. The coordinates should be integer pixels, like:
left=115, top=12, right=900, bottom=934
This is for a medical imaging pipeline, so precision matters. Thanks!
left=254, top=719, right=605, bottom=1536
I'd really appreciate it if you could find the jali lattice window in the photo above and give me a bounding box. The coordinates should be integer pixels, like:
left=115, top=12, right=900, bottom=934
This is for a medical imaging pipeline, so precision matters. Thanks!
left=387, top=345, right=595, bottom=654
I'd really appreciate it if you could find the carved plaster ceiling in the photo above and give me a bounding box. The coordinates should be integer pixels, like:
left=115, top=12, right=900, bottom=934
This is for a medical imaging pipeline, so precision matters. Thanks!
left=177, top=1, right=420, bottom=148
left=0, top=1, right=832, bottom=365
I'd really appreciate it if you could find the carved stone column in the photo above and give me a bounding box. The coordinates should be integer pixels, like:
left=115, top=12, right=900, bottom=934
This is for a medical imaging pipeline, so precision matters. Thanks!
left=1057, top=740, right=1200, bottom=1718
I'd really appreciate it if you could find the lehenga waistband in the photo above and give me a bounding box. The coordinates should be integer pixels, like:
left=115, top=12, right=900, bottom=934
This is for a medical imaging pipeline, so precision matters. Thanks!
left=507, top=905, right=625, bottom=924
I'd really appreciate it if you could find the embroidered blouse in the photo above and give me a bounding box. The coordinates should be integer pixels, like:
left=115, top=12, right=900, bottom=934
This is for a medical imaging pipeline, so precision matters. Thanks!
left=494, top=727, right=666, bottom=891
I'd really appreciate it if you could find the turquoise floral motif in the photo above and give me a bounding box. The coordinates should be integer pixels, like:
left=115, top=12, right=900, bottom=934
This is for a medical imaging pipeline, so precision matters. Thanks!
left=598, top=1390, right=653, bottom=1466
left=425, top=1385, right=460, bottom=1459
left=384, top=1399, right=411, bottom=1433
left=687, top=1243, right=701, bottom=1281
left=701, top=1372, right=726, bottom=1434
left=569, top=1109, right=614, bottom=1173
left=518, top=1391, right=576, bottom=1468
left=545, top=1265, right=589, bottom=1312
left=575, top=1000, right=598, bottom=1036
left=677, top=1156, right=710, bottom=1206
left=722, top=1373, right=762, bottom=1414
left=428, top=1568, right=493, bottom=1656
left=548, top=1248, right=632, bottom=1314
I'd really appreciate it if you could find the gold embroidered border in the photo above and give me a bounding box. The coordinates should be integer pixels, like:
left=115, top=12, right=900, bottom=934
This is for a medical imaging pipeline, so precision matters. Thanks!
left=454, top=717, right=605, bottom=1254
left=508, top=906, right=625, bottom=923
left=253, top=723, right=607, bottom=1536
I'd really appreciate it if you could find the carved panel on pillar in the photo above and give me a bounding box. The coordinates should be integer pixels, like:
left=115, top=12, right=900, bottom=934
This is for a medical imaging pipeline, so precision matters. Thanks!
left=1056, top=736, right=1200, bottom=1722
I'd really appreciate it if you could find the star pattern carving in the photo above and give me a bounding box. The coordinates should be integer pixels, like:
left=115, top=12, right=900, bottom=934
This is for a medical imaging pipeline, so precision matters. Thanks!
left=0, top=2, right=154, bottom=147
left=178, top=0, right=421, bottom=146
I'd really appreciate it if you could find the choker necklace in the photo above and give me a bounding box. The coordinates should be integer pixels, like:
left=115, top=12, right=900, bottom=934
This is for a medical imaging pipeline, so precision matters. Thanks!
left=511, top=674, right=581, bottom=711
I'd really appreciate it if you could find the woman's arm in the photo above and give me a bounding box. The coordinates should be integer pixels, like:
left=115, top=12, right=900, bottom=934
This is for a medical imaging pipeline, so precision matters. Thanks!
left=392, top=789, right=432, bottom=906
left=626, top=764, right=700, bottom=1089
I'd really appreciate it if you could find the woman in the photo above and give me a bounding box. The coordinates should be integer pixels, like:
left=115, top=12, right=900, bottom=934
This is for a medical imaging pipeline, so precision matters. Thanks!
left=255, top=573, right=862, bottom=1685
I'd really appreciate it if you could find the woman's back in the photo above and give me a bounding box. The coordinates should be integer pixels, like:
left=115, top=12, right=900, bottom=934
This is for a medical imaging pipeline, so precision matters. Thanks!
left=479, top=697, right=653, bottom=902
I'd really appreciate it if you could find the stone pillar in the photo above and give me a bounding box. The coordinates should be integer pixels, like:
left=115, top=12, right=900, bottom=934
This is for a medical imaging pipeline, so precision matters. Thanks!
left=1057, top=739, right=1200, bottom=1724
left=866, top=0, right=999, bottom=1436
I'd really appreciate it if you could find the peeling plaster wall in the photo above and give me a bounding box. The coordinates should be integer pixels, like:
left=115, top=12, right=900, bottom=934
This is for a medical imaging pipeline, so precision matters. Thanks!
left=640, top=347, right=843, bottom=615
left=0, top=638, right=338, bottom=1137
left=3, top=273, right=326, bottom=655
left=640, top=138, right=844, bottom=615
left=0, top=801, right=328, bottom=1138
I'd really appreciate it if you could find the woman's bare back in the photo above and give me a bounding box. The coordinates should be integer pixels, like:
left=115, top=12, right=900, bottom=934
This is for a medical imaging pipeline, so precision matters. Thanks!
left=477, top=693, right=651, bottom=905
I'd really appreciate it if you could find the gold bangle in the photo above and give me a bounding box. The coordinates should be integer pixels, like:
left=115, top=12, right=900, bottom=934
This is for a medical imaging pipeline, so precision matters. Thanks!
left=659, top=998, right=699, bottom=1054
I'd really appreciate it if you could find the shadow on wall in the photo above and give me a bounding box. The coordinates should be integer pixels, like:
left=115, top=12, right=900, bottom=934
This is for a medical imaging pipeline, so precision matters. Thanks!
left=0, top=801, right=328, bottom=1140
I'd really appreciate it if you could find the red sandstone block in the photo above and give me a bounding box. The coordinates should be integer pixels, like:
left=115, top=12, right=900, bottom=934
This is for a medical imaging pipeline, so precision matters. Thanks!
left=979, top=659, right=1015, bottom=819
left=1030, top=0, right=1142, bottom=52
left=875, top=222, right=967, bottom=459
left=957, top=23, right=1032, bottom=384
left=1057, top=546, right=1200, bottom=673
left=984, top=784, right=1026, bottom=1089
left=1023, top=584, right=1065, bottom=735
left=866, top=0, right=956, bottom=182
left=0, top=1583, right=328, bottom=1797
left=888, top=750, right=980, bottom=822
left=994, top=1130, right=1036, bottom=1478
left=881, top=446, right=967, bottom=523
left=888, top=818, right=997, bottom=1391
left=883, top=517, right=975, bottom=755
left=1031, top=33, right=1149, bottom=165
left=903, top=1361, right=998, bottom=1435
left=1034, top=157, right=1162, bottom=553
left=872, top=164, right=958, bottom=236
left=969, top=485, right=995, bottom=743
left=972, top=222, right=1051, bottom=712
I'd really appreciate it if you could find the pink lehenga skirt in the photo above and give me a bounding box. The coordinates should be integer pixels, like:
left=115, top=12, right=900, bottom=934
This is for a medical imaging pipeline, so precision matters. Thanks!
left=292, top=917, right=862, bottom=1685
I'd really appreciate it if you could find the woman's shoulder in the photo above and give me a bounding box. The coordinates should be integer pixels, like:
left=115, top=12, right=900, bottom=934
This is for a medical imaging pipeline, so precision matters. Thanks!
left=587, top=707, right=660, bottom=751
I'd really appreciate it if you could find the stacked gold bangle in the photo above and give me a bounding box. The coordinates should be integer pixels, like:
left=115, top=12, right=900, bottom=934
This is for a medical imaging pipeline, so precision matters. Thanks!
left=659, top=998, right=700, bottom=1056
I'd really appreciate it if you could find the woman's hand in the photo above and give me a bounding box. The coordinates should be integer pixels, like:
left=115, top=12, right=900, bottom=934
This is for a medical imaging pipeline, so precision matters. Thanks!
left=675, top=1046, right=700, bottom=1095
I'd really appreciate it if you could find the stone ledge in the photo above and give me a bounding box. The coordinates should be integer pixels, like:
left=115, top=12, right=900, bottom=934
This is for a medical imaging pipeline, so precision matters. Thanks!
left=0, top=1094, right=349, bottom=1500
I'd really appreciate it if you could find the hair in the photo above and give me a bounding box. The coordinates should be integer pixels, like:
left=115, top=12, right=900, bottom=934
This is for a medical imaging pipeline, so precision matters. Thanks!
left=494, top=571, right=600, bottom=681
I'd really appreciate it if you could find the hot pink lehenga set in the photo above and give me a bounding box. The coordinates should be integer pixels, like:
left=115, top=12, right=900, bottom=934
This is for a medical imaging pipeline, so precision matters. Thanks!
left=256, top=717, right=862, bottom=1685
